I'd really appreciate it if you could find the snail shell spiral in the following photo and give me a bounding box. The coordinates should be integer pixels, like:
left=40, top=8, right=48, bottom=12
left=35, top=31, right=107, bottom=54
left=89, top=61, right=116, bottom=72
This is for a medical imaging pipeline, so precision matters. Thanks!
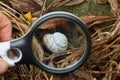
left=43, top=32, right=68, bottom=53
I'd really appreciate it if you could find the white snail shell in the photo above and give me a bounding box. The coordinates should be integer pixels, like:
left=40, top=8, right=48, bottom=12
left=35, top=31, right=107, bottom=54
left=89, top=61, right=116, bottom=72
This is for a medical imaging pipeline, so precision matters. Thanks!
left=43, top=32, right=68, bottom=53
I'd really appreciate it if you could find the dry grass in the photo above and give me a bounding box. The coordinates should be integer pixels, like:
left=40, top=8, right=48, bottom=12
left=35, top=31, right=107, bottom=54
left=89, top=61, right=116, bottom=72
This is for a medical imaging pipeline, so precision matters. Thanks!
left=0, top=0, right=120, bottom=80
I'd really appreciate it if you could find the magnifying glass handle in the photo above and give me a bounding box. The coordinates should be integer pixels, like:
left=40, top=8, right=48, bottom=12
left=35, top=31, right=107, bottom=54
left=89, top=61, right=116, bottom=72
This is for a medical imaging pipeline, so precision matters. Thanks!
left=0, top=19, right=38, bottom=67
left=0, top=41, right=15, bottom=66
left=0, top=34, right=32, bottom=67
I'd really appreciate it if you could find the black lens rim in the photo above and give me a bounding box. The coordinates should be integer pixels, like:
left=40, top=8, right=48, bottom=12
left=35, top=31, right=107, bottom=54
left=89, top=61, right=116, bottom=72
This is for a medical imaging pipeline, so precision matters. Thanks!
left=30, top=11, right=91, bottom=74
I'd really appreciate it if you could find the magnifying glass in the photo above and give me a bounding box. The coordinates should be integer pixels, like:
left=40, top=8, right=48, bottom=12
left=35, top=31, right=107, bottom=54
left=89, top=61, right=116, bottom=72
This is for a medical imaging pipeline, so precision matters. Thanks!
left=0, top=11, right=91, bottom=74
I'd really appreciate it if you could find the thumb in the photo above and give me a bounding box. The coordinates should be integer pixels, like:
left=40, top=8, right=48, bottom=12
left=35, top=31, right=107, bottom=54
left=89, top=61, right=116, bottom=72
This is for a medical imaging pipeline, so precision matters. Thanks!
left=0, top=13, right=12, bottom=41
left=0, top=59, right=8, bottom=74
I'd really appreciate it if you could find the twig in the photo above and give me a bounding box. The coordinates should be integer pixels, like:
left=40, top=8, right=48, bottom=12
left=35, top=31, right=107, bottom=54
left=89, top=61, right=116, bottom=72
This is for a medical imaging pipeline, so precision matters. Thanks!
left=0, top=1, right=27, bottom=23
left=11, top=19, right=25, bottom=35
left=43, top=71, right=49, bottom=80
left=0, top=6, right=19, bottom=20
left=0, top=11, right=13, bottom=18
left=40, top=0, right=46, bottom=17
left=111, top=18, right=120, bottom=36
left=88, top=70, right=120, bottom=74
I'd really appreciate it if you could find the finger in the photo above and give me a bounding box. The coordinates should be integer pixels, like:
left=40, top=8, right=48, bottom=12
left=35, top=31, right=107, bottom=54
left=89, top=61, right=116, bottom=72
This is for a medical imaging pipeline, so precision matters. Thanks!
left=0, top=58, right=8, bottom=74
left=0, top=13, right=12, bottom=41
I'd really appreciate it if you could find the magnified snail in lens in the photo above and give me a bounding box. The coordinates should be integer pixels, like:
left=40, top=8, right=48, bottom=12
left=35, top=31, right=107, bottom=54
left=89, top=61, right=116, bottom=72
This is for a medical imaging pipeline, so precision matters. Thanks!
left=0, top=11, right=91, bottom=74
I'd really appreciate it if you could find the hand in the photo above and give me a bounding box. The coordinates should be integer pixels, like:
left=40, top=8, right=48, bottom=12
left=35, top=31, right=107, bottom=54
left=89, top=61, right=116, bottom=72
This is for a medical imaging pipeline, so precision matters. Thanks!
left=0, top=13, right=12, bottom=74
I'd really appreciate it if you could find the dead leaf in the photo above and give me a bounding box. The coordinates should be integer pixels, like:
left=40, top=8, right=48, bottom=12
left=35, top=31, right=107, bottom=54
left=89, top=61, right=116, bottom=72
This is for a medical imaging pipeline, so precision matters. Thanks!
left=64, top=0, right=85, bottom=6
left=47, top=0, right=84, bottom=10
left=108, top=0, right=120, bottom=16
left=8, top=0, right=42, bottom=13
left=53, top=74, right=74, bottom=80
left=73, top=70, right=94, bottom=80
left=32, top=0, right=43, bottom=6
left=98, top=0, right=108, bottom=4
left=80, top=15, right=116, bottom=28
left=39, top=18, right=68, bottom=30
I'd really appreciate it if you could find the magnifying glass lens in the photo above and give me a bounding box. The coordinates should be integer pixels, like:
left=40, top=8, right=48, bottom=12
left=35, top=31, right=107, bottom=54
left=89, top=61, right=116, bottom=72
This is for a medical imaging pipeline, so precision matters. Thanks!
left=32, top=17, right=87, bottom=72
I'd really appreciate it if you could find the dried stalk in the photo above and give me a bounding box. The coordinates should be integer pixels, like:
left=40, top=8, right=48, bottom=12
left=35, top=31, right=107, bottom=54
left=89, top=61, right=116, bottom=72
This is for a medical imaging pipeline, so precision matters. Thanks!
left=0, top=1, right=27, bottom=23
